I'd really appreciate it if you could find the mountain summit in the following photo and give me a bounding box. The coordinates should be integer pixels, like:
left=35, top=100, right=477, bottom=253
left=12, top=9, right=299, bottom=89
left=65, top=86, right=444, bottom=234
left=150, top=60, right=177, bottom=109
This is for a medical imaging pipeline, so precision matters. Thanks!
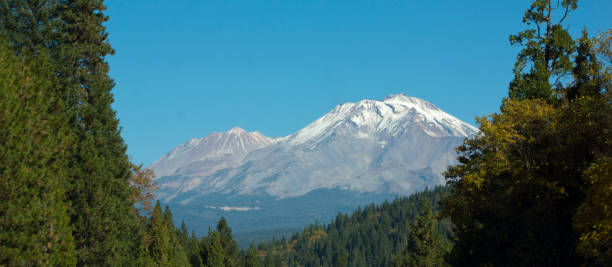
left=179, top=94, right=478, bottom=199
left=284, top=94, right=477, bottom=147
left=149, top=95, right=477, bottom=234
left=150, top=127, right=275, bottom=178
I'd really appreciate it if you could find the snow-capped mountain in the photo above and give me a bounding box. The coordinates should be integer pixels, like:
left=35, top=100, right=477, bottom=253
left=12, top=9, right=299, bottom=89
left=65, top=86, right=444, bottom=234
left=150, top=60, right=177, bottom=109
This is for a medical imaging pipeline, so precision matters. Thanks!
left=150, top=127, right=275, bottom=178
left=285, top=94, right=476, bottom=146
left=150, top=94, right=477, bottom=237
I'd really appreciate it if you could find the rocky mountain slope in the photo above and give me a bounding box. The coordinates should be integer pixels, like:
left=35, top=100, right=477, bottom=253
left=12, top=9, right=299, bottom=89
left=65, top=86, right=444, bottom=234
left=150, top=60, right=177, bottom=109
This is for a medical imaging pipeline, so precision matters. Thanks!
left=149, top=94, right=477, bottom=237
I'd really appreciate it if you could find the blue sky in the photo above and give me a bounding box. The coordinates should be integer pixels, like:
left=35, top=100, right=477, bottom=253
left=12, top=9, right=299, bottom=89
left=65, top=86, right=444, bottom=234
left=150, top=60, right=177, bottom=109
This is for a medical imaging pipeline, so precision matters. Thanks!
left=105, top=0, right=611, bottom=166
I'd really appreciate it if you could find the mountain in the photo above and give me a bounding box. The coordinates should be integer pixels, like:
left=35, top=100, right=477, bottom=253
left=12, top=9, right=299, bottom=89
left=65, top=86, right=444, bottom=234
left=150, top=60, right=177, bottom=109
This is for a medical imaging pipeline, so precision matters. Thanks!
left=149, top=127, right=276, bottom=200
left=149, top=94, right=477, bottom=240
left=150, top=127, right=275, bottom=177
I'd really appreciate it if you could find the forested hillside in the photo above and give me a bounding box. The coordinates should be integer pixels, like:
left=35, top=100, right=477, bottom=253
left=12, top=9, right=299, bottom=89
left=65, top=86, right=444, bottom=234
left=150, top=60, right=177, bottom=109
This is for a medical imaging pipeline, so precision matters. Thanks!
left=254, top=186, right=453, bottom=267
left=247, top=1, right=612, bottom=266
left=0, top=0, right=609, bottom=266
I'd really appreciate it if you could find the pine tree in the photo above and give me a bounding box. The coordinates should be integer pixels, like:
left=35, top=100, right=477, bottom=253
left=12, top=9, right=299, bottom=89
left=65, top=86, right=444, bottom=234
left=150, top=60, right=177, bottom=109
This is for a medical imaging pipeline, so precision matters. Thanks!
left=0, top=40, right=76, bottom=266
left=148, top=201, right=170, bottom=265
left=164, top=206, right=190, bottom=266
left=56, top=1, right=141, bottom=264
left=263, top=253, right=273, bottom=267
left=336, top=248, right=348, bottom=267
left=189, top=231, right=204, bottom=266
left=508, top=0, right=577, bottom=102
left=216, top=217, right=239, bottom=266
left=205, top=231, right=224, bottom=267
left=0, top=1, right=142, bottom=264
left=255, top=186, right=453, bottom=266
left=245, top=244, right=261, bottom=267
left=395, top=200, right=448, bottom=267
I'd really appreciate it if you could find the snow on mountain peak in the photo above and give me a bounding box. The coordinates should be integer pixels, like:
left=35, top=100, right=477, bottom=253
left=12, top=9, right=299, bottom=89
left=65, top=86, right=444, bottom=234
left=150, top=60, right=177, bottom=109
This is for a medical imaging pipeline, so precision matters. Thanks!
left=151, top=94, right=480, bottom=204
left=228, top=126, right=246, bottom=134
left=149, top=127, right=275, bottom=178
left=286, top=95, right=477, bottom=146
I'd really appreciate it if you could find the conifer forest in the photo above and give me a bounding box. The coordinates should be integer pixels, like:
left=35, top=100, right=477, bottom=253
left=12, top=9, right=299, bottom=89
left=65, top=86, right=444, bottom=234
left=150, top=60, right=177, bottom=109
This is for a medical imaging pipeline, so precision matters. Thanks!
left=0, top=0, right=610, bottom=266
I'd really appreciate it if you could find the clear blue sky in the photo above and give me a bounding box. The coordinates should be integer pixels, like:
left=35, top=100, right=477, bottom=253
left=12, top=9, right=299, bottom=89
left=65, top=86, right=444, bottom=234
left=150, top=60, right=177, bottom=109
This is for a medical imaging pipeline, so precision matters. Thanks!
left=105, top=0, right=611, bottom=166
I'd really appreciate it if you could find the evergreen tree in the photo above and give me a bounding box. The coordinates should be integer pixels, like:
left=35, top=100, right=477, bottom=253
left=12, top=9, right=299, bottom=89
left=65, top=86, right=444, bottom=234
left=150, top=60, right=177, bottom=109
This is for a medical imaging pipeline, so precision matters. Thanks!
left=508, top=0, right=578, bottom=102
left=508, top=0, right=577, bottom=102
left=395, top=200, right=448, bottom=267
left=165, top=213, right=190, bottom=266
left=0, top=40, right=76, bottom=266
left=245, top=244, right=261, bottom=267
left=145, top=202, right=190, bottom=266
left=255, top=186, right=453, bottom=266
left=189, top=231, right=204, bottom=266
left=217, top=217, right=239, bottom=266
left=148, top=201, right=170, bottom=265
left=57, top=1, right=141, bottom=264
left=0, top=1, right=142, bottom=264
left=263, top=253, right=273, bottom=267
left=336, top=248, right=348, bottom=267
left=205, top=231, right=224, bottom=267
left=443, top=1, right=611, bottom=266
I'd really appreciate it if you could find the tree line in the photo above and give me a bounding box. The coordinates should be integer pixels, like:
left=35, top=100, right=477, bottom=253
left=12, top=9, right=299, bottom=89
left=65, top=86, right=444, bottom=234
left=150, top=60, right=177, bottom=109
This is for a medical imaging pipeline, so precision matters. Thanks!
left=253, top=1, right=611, bottom=266
left=0, top=0, right=252, bottom=265
left=1, top=0, right=610, bottom=266
left=253, top=186, right=453, bottom=267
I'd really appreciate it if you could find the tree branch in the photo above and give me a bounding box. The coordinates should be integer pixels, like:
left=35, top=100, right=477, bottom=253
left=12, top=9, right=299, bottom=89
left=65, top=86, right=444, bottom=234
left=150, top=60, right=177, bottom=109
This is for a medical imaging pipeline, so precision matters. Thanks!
left=558, top=5, right=570, bottom=24
left=546, top=0, right=552, bottom=38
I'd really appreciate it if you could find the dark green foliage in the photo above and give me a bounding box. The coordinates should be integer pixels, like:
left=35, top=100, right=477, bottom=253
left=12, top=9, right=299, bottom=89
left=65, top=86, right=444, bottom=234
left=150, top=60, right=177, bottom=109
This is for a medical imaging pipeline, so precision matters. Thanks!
left=55, top=1, right=140, bottom=264
left=145, top=201, right=190, bottom=266
left=0, top=0, right=608, bottom=265
left=0, top=0, right=142, bottom=265
left=217, top=217, right=239, bottom=266
left=148, top=202, right=171, bottom=264
left=0, top=40, right=76, bottom=266
left=394, top=200, right=450, bottom=267
left=200, top=217, right=239, bottom=266
left=0, top=1, right=232, bottom=266
left=444, top=62, right=610, bottom=266
left=508, top=0, right=577, bottom=102
left=568, top=31, right=608, bottom=100
left=177, top=221, right=205, bottom=266
left=205, top=231, right=225, bottom=266
left=256, top=186, right=453, bottom=267
left=244, top=244, right=261, bottom=267
left=444, top=1, right=611, bottom=266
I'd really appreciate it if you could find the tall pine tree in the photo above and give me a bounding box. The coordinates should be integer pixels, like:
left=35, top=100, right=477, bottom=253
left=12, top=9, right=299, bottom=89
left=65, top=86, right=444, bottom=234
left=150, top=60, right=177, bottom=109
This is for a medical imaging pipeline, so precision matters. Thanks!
left=0, top=1, right=142, bottom=264
left=0, top=39, right=76, bottom=266
left=508, top=0, right=577, bottom=102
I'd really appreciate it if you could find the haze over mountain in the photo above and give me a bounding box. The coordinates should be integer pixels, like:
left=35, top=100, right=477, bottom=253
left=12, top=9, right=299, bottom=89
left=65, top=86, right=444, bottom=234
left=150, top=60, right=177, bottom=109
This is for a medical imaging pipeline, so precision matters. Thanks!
left=149, top=94, right=478, bottom=239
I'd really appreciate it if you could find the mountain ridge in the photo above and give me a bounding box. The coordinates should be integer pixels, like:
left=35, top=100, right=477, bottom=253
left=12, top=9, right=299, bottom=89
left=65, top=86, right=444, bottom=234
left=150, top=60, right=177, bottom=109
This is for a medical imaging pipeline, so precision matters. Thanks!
left=149, top=127, right=276, bottom=178
left=148, top=94, right=478, bottom=236
left=150, top=94, right=477, bottom=200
